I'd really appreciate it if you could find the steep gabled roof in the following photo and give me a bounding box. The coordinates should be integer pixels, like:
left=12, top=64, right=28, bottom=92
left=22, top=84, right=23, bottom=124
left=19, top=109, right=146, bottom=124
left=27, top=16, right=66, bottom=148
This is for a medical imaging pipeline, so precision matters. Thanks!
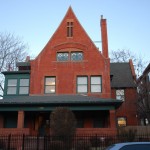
left=35, top=6, right=100, bottom=59
left=110, top=63, right=136, bottom=88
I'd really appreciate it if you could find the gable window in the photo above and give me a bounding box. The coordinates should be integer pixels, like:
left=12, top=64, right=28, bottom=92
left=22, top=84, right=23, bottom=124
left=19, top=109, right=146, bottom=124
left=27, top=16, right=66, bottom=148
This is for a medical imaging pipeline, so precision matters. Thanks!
left=67, top=21, right=73, bottom=37
left=117, top=117, right=127, bottom=127
left=45, top=77, right=56, bottom=94
left=57, top=52, right=69, bottom=61
left=19, top=79, right=29, bottom=94
left=116, top=89, right=125, bottom=101
left=71, top=52, right=83, bottom=61
left=7, top=79, right=17, bottom=95
left=90, top=76, right=102, bottom=93
left=77, top=76, right=87, bottom=93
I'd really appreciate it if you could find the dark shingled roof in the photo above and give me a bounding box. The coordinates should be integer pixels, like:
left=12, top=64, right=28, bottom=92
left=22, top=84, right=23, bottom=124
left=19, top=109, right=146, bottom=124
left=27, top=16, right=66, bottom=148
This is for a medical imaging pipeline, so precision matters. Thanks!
left=16, top=62, right=30, bottom=67
left=1, top=95, right=122, bottom=107
left=110, top=63, right=136, bottom=88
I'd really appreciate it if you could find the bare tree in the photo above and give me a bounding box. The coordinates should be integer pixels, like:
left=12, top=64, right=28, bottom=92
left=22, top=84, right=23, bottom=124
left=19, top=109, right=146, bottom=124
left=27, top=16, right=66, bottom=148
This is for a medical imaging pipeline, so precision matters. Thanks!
left=137, top=73, right=150, bottom=125
left=0, top=32, right=28, bottom=97
left=110, top=49, right=147, bottom=77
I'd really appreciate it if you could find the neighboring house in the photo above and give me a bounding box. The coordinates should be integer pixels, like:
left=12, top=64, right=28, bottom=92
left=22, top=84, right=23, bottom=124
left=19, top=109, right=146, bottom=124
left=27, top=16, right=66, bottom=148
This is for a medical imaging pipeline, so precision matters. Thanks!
left=137, top=63, right=150, bottom=125
left=0, top=7, right=137, bottom=136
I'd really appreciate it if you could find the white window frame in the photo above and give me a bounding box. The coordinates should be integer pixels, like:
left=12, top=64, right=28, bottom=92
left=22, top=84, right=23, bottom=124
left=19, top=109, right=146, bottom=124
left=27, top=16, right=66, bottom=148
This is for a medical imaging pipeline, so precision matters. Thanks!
left=7, top=79, right=17, bottom=95
left=90, top=76, right=102, bottom=93
left=45, top=77, right=56, bottom=94
left=77, top=76, right=88, bottom=93
left=19, top=79, right=29, bottom=95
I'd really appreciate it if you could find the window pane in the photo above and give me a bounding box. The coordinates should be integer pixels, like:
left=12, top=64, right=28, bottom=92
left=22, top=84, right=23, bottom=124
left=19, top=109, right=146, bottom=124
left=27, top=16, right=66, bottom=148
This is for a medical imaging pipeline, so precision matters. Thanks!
left=57, top=53, right=69, bottom=61
left=19, top=87, right=29, bottom=94
left=116, top=89, right=125, bottom=100
left=117, top=117, right=126, bottom=127
left=91, top=77, right=101, bottom=84
left=7, top=87, right=17, bottom=94
left=46, top=77, right=55, bottom=85
left=8, top=79, right=17, bottom=86
left=91, top=85, right=101, bottom=92
left=77, top=85, right=87, bottom=93
left=20, top=79, right=29, bottom=86
left=116, top=89, right=124, bottom=95
left=77, top=77, right=87, bottom=84
left=71, top=52, right=83, bottom=61
left=45, top=86, right=55, bottom=93
left=116, top=95, right=124, bottom=101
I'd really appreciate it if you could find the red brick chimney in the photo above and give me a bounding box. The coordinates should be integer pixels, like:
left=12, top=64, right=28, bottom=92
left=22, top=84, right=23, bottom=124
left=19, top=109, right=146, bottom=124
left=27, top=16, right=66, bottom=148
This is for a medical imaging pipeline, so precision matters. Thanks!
left=101, top=15, right=108, bottom=58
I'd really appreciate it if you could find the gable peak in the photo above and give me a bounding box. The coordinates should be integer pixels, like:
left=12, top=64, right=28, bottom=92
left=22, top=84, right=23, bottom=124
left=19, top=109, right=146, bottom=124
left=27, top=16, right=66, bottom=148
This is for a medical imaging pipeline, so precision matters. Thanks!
left=65, top=6, right=76, bottom=18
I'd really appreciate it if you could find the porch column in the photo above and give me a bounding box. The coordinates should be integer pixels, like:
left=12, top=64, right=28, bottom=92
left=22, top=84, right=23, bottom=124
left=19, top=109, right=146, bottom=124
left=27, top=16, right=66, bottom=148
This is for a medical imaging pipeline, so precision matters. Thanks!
left=17, top=111, right=24, bottom=128
left=109, top=110, right=116, bottom=128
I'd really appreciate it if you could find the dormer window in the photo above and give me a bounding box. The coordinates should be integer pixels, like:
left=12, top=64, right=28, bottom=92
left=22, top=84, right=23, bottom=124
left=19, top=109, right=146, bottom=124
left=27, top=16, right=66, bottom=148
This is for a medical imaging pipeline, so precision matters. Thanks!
left=6, top=78, right=30, bottom=95
left=67, top=21, right=73, bottom=37
left=7, top=79, right=17, bottom=95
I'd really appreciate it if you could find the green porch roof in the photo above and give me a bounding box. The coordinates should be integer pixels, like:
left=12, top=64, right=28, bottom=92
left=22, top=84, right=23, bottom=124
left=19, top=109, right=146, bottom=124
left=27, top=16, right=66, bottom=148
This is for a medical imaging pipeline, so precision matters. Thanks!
left=0, top=95, right=122, bottom=111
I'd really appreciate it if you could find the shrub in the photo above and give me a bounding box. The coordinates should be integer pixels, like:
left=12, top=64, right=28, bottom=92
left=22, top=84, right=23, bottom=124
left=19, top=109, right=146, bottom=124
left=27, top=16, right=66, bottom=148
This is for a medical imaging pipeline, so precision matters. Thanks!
left=50, top=107, right=76, bottom=137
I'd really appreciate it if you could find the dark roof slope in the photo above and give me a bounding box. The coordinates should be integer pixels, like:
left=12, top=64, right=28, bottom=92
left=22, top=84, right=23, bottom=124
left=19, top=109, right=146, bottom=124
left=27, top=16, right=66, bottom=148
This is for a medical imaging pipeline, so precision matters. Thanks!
left=1, top=95, right=122, bottom=107
left=110, top=63, right=136, bottom=88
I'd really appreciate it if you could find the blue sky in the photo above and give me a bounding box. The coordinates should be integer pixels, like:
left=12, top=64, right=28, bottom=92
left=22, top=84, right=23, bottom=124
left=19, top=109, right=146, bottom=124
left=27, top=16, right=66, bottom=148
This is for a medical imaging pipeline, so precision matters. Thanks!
left=0, top=0, right=150, bottom=62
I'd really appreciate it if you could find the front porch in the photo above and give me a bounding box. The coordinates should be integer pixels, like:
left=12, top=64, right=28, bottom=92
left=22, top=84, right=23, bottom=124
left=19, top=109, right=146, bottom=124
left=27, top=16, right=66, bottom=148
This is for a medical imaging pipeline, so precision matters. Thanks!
left=0, top=110, right=117, bottom=136
left=0, top=95, right=122, bottom=135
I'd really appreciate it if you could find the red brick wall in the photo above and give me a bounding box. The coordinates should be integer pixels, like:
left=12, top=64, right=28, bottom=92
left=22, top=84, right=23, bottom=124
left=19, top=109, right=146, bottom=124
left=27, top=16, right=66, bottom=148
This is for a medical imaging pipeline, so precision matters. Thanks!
left=0, top=128, right=30, bottom=135
left=30, top=8, right=111, bottom=98
left=111, top=88, right=138, bottom=126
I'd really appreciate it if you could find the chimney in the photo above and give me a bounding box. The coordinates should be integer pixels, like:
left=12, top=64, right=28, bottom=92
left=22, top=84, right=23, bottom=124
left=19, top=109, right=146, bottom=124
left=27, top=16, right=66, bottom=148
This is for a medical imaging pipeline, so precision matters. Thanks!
left=26, top=56, right=30, bottom=62
left=101, top=16, right=108, bottom=58
left=129, top=59, right=136, bottom=80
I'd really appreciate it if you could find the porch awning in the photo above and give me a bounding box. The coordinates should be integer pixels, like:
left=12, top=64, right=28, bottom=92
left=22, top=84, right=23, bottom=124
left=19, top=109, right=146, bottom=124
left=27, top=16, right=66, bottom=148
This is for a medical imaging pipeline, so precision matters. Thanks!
left=0, top=95, right=123, bottom=111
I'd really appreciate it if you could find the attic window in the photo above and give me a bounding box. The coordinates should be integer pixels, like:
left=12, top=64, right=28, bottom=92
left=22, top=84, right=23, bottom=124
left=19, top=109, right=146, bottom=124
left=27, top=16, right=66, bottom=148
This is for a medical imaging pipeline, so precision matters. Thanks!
left=57, top=52, right=69, bottom=61
left=67, top=21, right=73, bottom=37
left=71, top=52, right=83, bottom=61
